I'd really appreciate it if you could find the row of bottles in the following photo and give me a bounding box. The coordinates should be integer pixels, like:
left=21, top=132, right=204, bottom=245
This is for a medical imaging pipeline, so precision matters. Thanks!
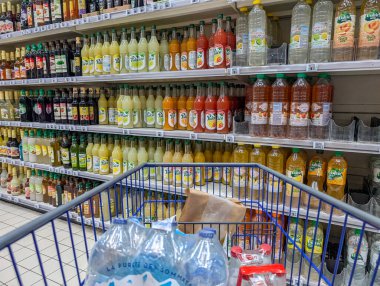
left=0, top=1, right=20, bottom=34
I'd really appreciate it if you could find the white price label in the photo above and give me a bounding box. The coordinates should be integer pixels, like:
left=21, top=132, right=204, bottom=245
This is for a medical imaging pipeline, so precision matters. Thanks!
left=229, top=67, right=240, bottom=75
left=72, top=171, right=78, bottom=176
left=35, top=203, right=40, bottom=209
left=76, top=217, right=82, bottom=223
left=189, top=133, right=197, bottom=140
left=102, top=13, right=110, bottom=20
left=41, top=26, right=46, bottom=31
left=122, top=129, right=130, bottom=135
left=85, top=219, right=92, bottom=225
left=225, top=135, right=235, bottom=143
left=49, top=167, right=55, bottom=172
left=13, top=197, right=19, bottom=203
left=312, top=141, right=325, bottom=150
left=94, top=221, right=100, bottom=228
left=306, top=64, right=318, bottom=72
left=133, top=7, right=139, bottom=14
left=156, top=131, right=164, bottom=137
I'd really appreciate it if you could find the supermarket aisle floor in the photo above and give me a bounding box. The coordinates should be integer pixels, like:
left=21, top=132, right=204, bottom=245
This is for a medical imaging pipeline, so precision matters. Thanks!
left=0, top=201, right=98, bottom=286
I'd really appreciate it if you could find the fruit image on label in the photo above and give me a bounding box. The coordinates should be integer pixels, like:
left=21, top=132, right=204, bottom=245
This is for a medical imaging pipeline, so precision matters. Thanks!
left=99, top=107, right=106, bottom=123
left=178, top=109, right=187, bottom=128
left=168, top=110, right=177, bottom=127
left=129, top=53, right=138, bottom=71
left=311, top=22, right=331, bottom=48
left=100, top=157, right=109, bottom=173
left=137, top=53, right=146, bottom=71
left=196, top=48, right=205, bottom=68
left=181, top=52, right=188, bottom=70
left=309, top=160, right=325, bottom=176
left=327, top=167, right=347, bottom=185
left=334, top=12, right=355, bottom=48
left=359, top=10, right=380, bottom=47
left=188, top=51, right=197, bottom=69
left=289, top=102, right=310, bottom=126
left=148, top=52, right=157, bottom=71
left=251, top=102, right=268, bottom=125
left=113, top=159, right=121, bottom=175
left=205, top=110, right=217, bottom=130
left=213, top=44, right=224, bottom=66
left=217, top=111, right=226, bottom=130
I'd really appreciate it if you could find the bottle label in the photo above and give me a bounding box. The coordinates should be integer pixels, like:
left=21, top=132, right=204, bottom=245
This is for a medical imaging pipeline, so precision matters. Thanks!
left=1, top=108, right=8, bottom=119
left=290, top=25, right=310, bottom=50
left=156, top=110, right=164, bottom=126
left=213, top=44, right=224, bottom=66
left=195, top=167, right=203, bottom=183
left=175, top=53, right=180, bottom=70
left=311, top=102, right=332, bottom=126
left=54, top=103, right=61, bottom=120
left=133, top=110, right=140, bottom=125
left=196, top=48, right=205, bottom=68
left=42, top=145, right=48, bottom=157
left=129, top=53, right=138, bottom=71
left=236, top=34, right=248, bottom=55
left=189, top=110, right=197, bottom=129
left=95, top=55, right=103, bottom=73
left=88, top=56, right=95, bottom=74
left=217, top=110, right=227, bottom=131
left=70, top=106, right=78, bottom=121
left=48, top=146, right=54, bottom=163
left=93, top=156, right=100, bottom=172
left=108, top=108, right=116, bottom=124
left=100, top=157, right=109, bottom=173
left=178, top=109, right=187, bottom=128
left=251, top=102, right=268, bottom=125
left=35, top=184, right=43, bottom=195
left=35, top=145, right=42, bottom=156
left=333, top=13, right=355, bottom=48
left=87, top=154, right=92, bottom=171
left=61, top=148, right=70, bottom=164
left=180, top=52, right=188, bottom=70
left=249, top=30, right=266, bottom=52
left=347, top=234, right=368, bottom=266
left=146, top=109, right=155, bottom=126
left=29, top=144, right=36, bottom=156
left=103, top=55, right=111, bottom=72
left=163, top=54, right=170, bottom=71
left=11, top=147, right=20, bottom=158
left=359, top=11, right=380, bottom=48
left=214, top=166, right=221, bottom=181
left=124, top=54, right=130, bottom=70
left=305, top=234, right=323, bottom=254
left=374, top=167, right=380, bottom=183
left=289, top=102, right=310, bottom=127
left=288, top=226, right=303, bottom=250
left=19, top=104, right=26, bottom=115
left=205, top=110, right=216, bottom=131
left=286, top=168, right=303, bottom=196
left=148, top=52, right=158, bottom=71
left=71, top=152, right=78, bottom=168
left=99, top=107, right=107, bottom=123
left=117, top=108, right=123, bottom=126
left=327, top=167, right=347, bottom=186
left=79, top=153, right=86, bottom=169
left=82, top=57, right=89, bottom=74
left=137, top=53, right=146, bottom=71
left=208, top=47, right=214, bottom=68
left=123, top=110, right=131, bottom=126
left=311, top=22, right=332, bottom=48
left=167, top=109, right=176, bottom=128
left=182, top=167, right=193, bottom=186
left=60, top=103, right=67, bottom=118
left=269, top=102, right=288, bottom=126
left=163, top=167, right=172, bottom=184
left=309, top=160, right=325, bottom=177
left=112, top=55, right=120, bottom=72
left=127, top=161, right=135, bottom=170
left=14, top=66, right=20, bottom=79
left=225, top=46, right=232, bottom=67
left=174, top=166, right=182, bottom=183
left=188, top=50, right=197, bottom=69
left=113, top=159, right=121, bottom=175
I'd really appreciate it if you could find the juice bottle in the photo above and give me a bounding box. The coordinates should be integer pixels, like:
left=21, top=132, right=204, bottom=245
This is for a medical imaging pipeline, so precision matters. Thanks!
left=100, top=32, right=111, bottom=75
left=303, top=220, right=324, bottom=278
left=119, top=28, right=129, bottom=74
left=108, top=89, right=117, bottom=126
left=332, top=0, right=356, bottom=61
left=250, top=74, right=270, bottom=137
left=285, top=148, right=306, bottom=208
left=286, top=217, right=304, bottom=270
left=232, top=143, right=249, bottom=198
left=288, top=73, right=311, bottom=139
left=213, top=14, right=227, bottom=69
left=197, top=21, right=209, bottom=69
left=137, top=26, right=148, bottom=73
left=248, top=0, right=267, bottom=66
left=266, top=146, right=284, bottom=205
left=310, top=73, right=332, bottom=139
left=222, top=143, right=232, bottom=185
left=112, top=136, right=122, bottom=177
left=194, top=141, right=206, bottom=186
left=132, top=87, right=142, bottom=128
left=186, top=84, right=195, bottom=131
left=110, top=29, right=120, bottom=74
left=225, top=16, right=236, bottom=68
left=159, top=30, right=170, bottom=71
left=146, top=86, right=155, bottom=128
left=88, top=34, right=96, bottom=75
left=187, top=24, right=197, bottom=70
left=70, top=135, right=79, bottom=170
left=208, top=19, right=217, bottom=69
left=117, top=85, right=124, bottom=128
left=147, top=139, right=156, bottom=179
left=137, top=138, right=148, bottom=180
left=213, top=142, right=223, bottom=183
left=193, top=83, right=205, bottom=133
left=182, top=140, right=194, bottom=188
left=177, top=85, right=188, bottom=130
left=86, top=134, right=93, bottom=173
left=154, top=139, right=164, bottom=180
left=357, top=0, right=380, bottom=60
left=127, top=137, right=138, bottom=171
left=139, top=87, right=147, bottom=128
left=81, top=35, right=90, bottom=76
left=180, top=27, right=189, bottom=71
left=204, top=141, right=213, bottom=182
left=249, top=144, right=266, bottom=199
left=98, top=89, right=108, bottom=125
left=95, top=33, right=104, bottom=75
left=122, top=137, right=129, bottom=173
left=108, top=135, right=115, bottom=171
left=163, top=85, right=176, bottom=131
left=326, top=151, right=347, bottom=201
left=269, top=74, right=289, bottom=138
left=99, top=134, right=109, bottom=175
left=204, top=82, right=217, bottom=133
left=155, top=86, right=164, bottom=129
left=216, top=81, right=230, bottom=134
left=122, top=85, right=133, bottom=128
left=172, top=140, right=183, bottom=186
left=169, top=28, right=180, bottom=71
left=78, top=135, right=87, bottom=171
left=92, top=135, right=100, bottom=174
left=148, top=25, right=160, bottom=72
left=163, top=139, right=173, bottom=185
left=128, top=27, right=138, bottom=73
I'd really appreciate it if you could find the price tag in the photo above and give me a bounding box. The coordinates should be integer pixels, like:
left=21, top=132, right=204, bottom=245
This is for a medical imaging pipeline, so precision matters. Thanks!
left=80, top=126, right=88, bottom=131
left=152, top=2, right=158, bottom=10
left=19, top=161, right=25, bottom=166
left=229, top=67, right=240, bottom=76
left=102, top=13, right=110, bottom=20
left=60, top=22, right=67, bottom=27
left=66, top=169, right=73, bottom=175
left=312, top=141, right=325, bottom=150
left=51, top=78, right=57, bottom=83
left=189, top=133, right=197, bottom=140
left=85, top=218, right=92, bottom=225
left=54, top=23, right=60, bottom=29
left=41, top=26, right=46, bottom=31
left=306, top=63, right=318, bottom=72
left=156, top=131, right=164, bottom=137
left=76, top=217, right=82, bottom=223
left=3, top=121, right=10, bottom=126
left=38, top=78, right=45, bottom=84
left=49, top=166, right=55, bottom=172
left=164, top=1, right=171, bottom=8
left=35, top=203, right=40, bottom=209
left=59, top=168, right=66, bottom=174
left=60, top=125, right=67, bottom=130
left=13, top=197, right=19, bottom=203
left=191, top=0, right=200, bottom=3
left=225, top=134, right=235, bottom=143
left=83, top=17, right=89, bottom=23
left=72, top=171, right=78, bottom=176
left=15, top=122, right=21, bottom=127
left=133, top=7, right=139, bottom=14
left=94, top=221, right=100, bottom=228
left=26, top=122, right=33, bottom=128
left=69, top=125, right=76, bottom=131
left=122, top=129, right=130, bottom=135
left=33, top=27, right=39, bottom=33
left=139, top=6, right=146, bottom=13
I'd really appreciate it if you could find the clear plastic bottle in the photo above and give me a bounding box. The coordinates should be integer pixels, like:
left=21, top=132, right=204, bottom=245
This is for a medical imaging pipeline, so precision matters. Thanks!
left=269, top=74, right=289, bottom=138
left=309, top=0, right=334, bottom=63
left=248, top=0, right=267, bottom=66
left=345, top=229, right=368, bottom=284
left=303, top=220, right=324, bottom=280
left=288, top=0, right=312, bottom=64
left=235, top=7, right=249, bottom=66
left=286, top=217, right=304, bottom=276
left=250, top=74, right=270, bottom=137
left=285, top=148, right=306, bottom=208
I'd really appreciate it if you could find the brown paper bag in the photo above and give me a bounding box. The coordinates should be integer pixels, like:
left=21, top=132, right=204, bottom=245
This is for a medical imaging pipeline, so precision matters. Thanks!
left=178, top=189, right=246, bottom=240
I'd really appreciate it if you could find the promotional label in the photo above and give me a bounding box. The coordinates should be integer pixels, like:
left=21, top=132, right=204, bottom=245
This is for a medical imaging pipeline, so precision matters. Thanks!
left=251, top=102, right=268, bottom=125
left=196, top=48, right=205, bottom=68
left=333, top=13, right=356, bottom=48
left=100, top=157, right=109, bottom=173
left=99, top=107, right=107, bottom=123
left=217, top=111, right=227, bottom=131
left=95, top=55, right=103, bottom=73
left=311, top=22, right=331, bottom=48
left=137, top=53, right=146, bottom=71
left=148, top=52, right=158, bottom=71
left=113, top=159, right=121, bottom=175
left=269, top=102, right=288, bottom=126
left=213, top=44, right=224, bottom=66
left=178, top=109, right=187, bottom=128
left=359, top=10, right=380, bottom=48
left=327, top=167, right=347, bottom=185
left=309, top=160, right=325, bottom=177
left=180, top=52, right=188, bottom=70
left=188, top=50, right=197, bottom=69
left=286, top=168, right=303, bottom=196
left=290, top=25, right=310, bottom=50
left=311, top=102, right=332, bottom=126
left=205, top=110, right=217, bottom=131
left=249, top=30, right=266, bottom=52
left=123, top=110, right=131, bottom=126
left=289, top=102, right=310, bottom=127
left=112, top=55, right=120, bottom=72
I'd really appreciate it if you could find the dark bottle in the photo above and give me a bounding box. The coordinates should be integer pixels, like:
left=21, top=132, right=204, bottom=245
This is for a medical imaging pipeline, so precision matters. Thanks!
left=43, top=0, right=51, bottom=25
left=66, top=88, right=73, bottom=123
left=20, top=0, right=28, bottom=30
left=42, top=171, right=49, bottom=204
left=19, top=89, right=33, bottom=122
left=43, top=42, right=50, bottom=78
left=15, top=4, right=21, bottom=31
left=25, top=45, right=31, bottom=79
left=71, top=87, right=79, bottom=125
left=0, top=3, right=7, bottom=31
left=55, top=41, right=62, bottom=77
left=49, top=41, right=56, bottom=78
left=26, top=0, right=34, bottom=28
left=94, top=88, right=100, bottom=124
left=30, top=44, right=37, bottom=79
left=36, top=43, right=44, bottom=79
left=37, top=88, right=47, bottom=122
left=60, top=88, right=68, bottom=124
left=74, top=37, right=82, bottom=76
left=60, top=132, right=71, bottom=169
left=88, top=0, right=97, bottom=13
left=53, top=89, right=62, bottom=124
left=79, top=87, right=89, bottom=125
left=52, top=0, right=63, bottom=23
left=10, top=129, right=19, bottom=159
left=87, top=87, right=96, bottom=125
left=55, top=174, right=63, bottom=206
left=61, top=40, right=70, bottom=77
left=78, top=135, right=86, bottom=171
left=32, top=89, right=39, bottom=122
left=46, top=90, right=54, bottom=122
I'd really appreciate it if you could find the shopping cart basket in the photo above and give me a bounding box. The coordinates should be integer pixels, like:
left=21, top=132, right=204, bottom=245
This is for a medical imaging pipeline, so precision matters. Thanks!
left=0, top=163, right=379, bottom=286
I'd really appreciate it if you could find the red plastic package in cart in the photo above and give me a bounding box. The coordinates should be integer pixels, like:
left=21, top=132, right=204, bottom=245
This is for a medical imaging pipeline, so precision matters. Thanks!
left=236, top=264, right=286, bottom=286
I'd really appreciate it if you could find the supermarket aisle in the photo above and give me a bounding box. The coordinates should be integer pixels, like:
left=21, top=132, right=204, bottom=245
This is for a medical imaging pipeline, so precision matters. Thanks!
left=0, top=201, right=96, bottom=286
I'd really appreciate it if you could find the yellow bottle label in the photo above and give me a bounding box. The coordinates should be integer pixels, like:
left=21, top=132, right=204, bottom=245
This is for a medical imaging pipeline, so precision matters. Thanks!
left=129, top=53, right=138, bottom=71
left=71, top=152, right=78, bottom=168
left=174, top=166, right=182, bottom=183
left=182, top=167, right=193, bottom=186
left=48, top=146, right=54, bottom=163
left=309, top=160, right=325, bottom=176
left=113, top=159, right=121, bottom=175
left=99, top=107, right=107, bottom=123
left=88, top=56, right=95, bottom=73
left=95, top=55, right=103, bottom=72
left=35, top=145, right=42, bottom=156
left=100, top=157, right=109, bottom=174
left=82, top=57, right=89, bottom=74
left=214, top=166, right=221, bottom=181
left=113, top=54, right=120, bottom=72
left=195, top=167, right=203, bottom=183
left=79, top=153, right=86, bottom=168
left=305, top=234, right=323, bottom=254
left=286, top=169, right=303, bottom=197
left=42, top=145, right=48, bottom=157
left=327, top=167, right=347, bottom=186
left=163, top=167, right=173, bottom=184
left=61, top=148, right=70, bottom=164
left=117, top=108, right=123, bottom=125
left=137, top=52, right=146, bottom=70
left=87, top=154, right=92, bottom=171
left=146, top=109, right=155, bottom=125
left=148, top=52, right=158, bottom=71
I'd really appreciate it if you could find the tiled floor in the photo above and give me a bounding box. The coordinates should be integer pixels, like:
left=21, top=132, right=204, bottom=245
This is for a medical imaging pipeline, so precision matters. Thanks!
left=0, top=201, right=102, bottom=286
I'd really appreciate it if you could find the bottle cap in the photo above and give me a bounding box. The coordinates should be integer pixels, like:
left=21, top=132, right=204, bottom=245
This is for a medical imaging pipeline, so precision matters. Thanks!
left=240, top=6, right=248, bottom=12
left=257, top=74, right=265, bottom=79
left=293, top=148, right=300, bottom=153
left=202, top=227, right=217, bottom=234
left=272, top=145, right=280, bottom=149
left=254, top=144, right=261, bottom=148
left=252, top=0, right=261, bottom=5
left=276, top=73, right=285, bottom=78
left=297, top=73, right=307, bottom=78
left=335, top=151, right=343, bottom=156
left=199, top=229, right=214, bottom=239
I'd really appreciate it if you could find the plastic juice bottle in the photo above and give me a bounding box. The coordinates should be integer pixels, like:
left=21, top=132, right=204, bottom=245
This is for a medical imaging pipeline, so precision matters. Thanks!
left=357, top=0, right=380, bottom=60
left=110, top=29, right=120, bottom=74
left=311, top=73, right=333, bottom=139
left=102, top=31, right=111, bottom=75
left=81, top=35, right=90, bottom=76
left=303, top=150, right=326, bottom=207
left=122, top=85, right=133, bottom=128
left=193, top=83, right=205, bottom=133
left=98, top=134, right=109, bottom=175
left=266, top=146, right=284, bottom=204
left=187, top=24, right=197, bottom=70
left=147, top=139, right=156, bottom=179
left=148, top=25, right=160, bottom=72
left=326, top=151, right=347, bottom=201
left=194, top=141, right=206, bottom=186
left=250, top=75, right=269, bottom=137
left=35, top=129, right=43, bottom=163
left=269, top=74, right=289, bottom=138
left=304, top=220, right=324, bottom=276
left=138, top=87, right=147, bottom=128
left=78, top=135, right=87, bottom=171
left=236, top=7, right=249, bottom=66
left=186, top=85, right=196, bottom=131
left=117, top=85, right=124, bottom=128
left=155, top=86, right=164, bottom=129
left=197, top=21, right=209, bottom=69
left=119, top=28, right=129, bottom=74
left=91, top=135, right=100, bottom=174
left=172, top=140, right=183, bottom=186
left=226, top=16, right=236, bottom=68
left=86, top=134, right=93, bottom=173
left=128, top=27, right=138, bottom=73
left=180, top=27, right=189, bottom=71
left=309, top=0, right=334, bottom=63
left=137, top=26, right=148, bottom=73
left=332, top=0, right=356, bottom=61
left=132, top=87, right=142, bottom=128
left=212, top=142, right=223, bottom=183
left=288, top=73, right=311, bottom=140
left=232, top=143, right=249, bottom=197
left=94, top=32, right=103, bottom=76
left=98, top=89, right=108, bottom=125
left=249, top=144, right=266, bottom=199
left=285, top=148, right=306, bottom=208
left=154, top=139, right=164, bottom=180
left=213, top=14, right=227, bottom=68
left=182, top=140, right=194, bottom=188
left=208, top=19, right=217, bottom=69
left=70, top=135, right=79, bottom=171
left=127, top=137, right=138, bottom=171
left=108, top=135, right=115, bottom=171
left=248, top=0, right=267, bottom=66
left=145, top=87, right=155, bottom=128
left=111, top=136, right=122, bottom=177
left=108, top=90, right=117, bottom=126
left=217, top=81, right=230, bottom=134
left=163, top=85, right=176, bottom=131
left=137, top=138, right=148, bottom=180
left=163, top=139, right=173, bottom=185
left=122, top=137, right=129, bottom=173
left=286, top=217, right=304, bottom=268
left=222, top=143, right=232, bottom=185
left=88, top=34, right=96, bottom=75
left=177, top=85, right=188, bottom=130
left=10, top=167, right=20, bottom=196
left=204, top=141, right=213, bottom=182
left=159, top=30, right=170, bottom=71
left=204, top=82, right=217, bottom=133
left=169, top=28, right=180, bottom=71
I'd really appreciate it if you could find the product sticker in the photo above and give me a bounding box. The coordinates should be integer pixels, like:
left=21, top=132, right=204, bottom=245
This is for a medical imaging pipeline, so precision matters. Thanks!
left=359, top=10, right=380, bottom=48
left=374, top=167, right=380, bottom=183
left=146, top=109, right=155, bottom=126
left=233, top=167, right=248, bottom=187
left=113, top=159, right=121, bottom=175
left=79, top=153, right=86, bottom=168
left=251, top=102, right=268, bottom=125
left=112, top=55, right=120, bottom=72
left=163, top=167, right=173, bottom=184
left=249, top=30, right=267, bottom=52
left=178, top=109, right=187, bottom=128
left=93, top=156, right=100, bottom=172
left=327, top=167, right=347, bottom=186
left=287, top=228, right=303, bottom=250
left=100, top=157, right=109, bottom=173
left=129, top=53, right=138, bottom=71
left=333, top=12, right=356, bottom=48
left=347, top=233, right=368, bottom=266
left=156, top=110, right=164, bottom=126
left=148, top=52, right=158, bottom=71
left=71, top=152, right=78, bottom=168
left=188, top=50, right=197, bottom=69
left=195, top=167, right=203, bottom=183
left=236, top=33, right=248, bottom=55
left=290, top=24, right=310, bottom=50
left=123, top=110, right=131, bottom=126
left=124, top=54, right=130, bottom=70
left=95, top=55, right=103, bottom=73
left=102, top=55, right=111, bottom=72
left=226, top=46, right=232, bottom=67
left=213, top=44, right=224, bottom=66
left=175, top=53, right=180, bottom=70
left=214, top=166, right=221, bottom=181
left=189, top=110, right=197, bottom=129
left=99, top=107, right=107, bottom=123
left=208, top=47, right=214, bottom=68
left=308, top=160, right=325, bottom=177
left=217, top=110, right=227, bottom=130
left=311, top=102, right=332, bottom=126
left=286, top=168, right=304, bottom=196
left=205, top=110, right=217, bottom=131
left=311, top=22, right=332, bottom=49
left=222, top=166, right=231, bottom=184
left=87, top=155, right=92, bottom=171
left=167, top=109, right=177, bottom=128
left=305, top=235, right=323, bottom=254
left=289, top=102, right=310, bottom=126
left=180, top=52, right=188, bottom=70
left=269, top=102, right=288, bottom=126
left=196, top=48, right=205, bottom=68
left=137, top=53, right=146, bottom=71
left=88, top=56, right=95, bottom=73
left=164, top=54, right=170, bottom=71
left=182, top=167, right=193, bottom=186
left=82, top=57, right=89, bottom=74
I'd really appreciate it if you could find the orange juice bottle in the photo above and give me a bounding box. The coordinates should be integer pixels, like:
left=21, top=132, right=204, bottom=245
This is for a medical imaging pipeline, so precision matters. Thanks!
left=186, top=84, right=195, bottom=131
left=213, top=142, right=223, bottom=183
left=187, top=24, right=197, bottom=70
left=249, top=144, right=266, bottom=199
left=169, top=28, right=180, bottom=71
left=194, top=141, right=206, bottom=186
left=204, top=141, right=213, bottom=182
left=326, top=151, right=347, bottom=201
left=285, top=148, right=306, bottom=208
left=163, top=85, right=176, bottom=131
left=177, top=85, right=188, bottom=130
left=222, top=143, right=233, bottom=185
left=172, top=85, right=178, bottom=129
left=180, top=27, right=188, bottom=71
left=232, top=143, right=249, bottom=198
left=266, top=146, right=284, bottom=205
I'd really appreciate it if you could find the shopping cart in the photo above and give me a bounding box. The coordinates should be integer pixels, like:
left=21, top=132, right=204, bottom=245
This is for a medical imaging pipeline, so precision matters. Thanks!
left=0, top=163, right=379, bottom=286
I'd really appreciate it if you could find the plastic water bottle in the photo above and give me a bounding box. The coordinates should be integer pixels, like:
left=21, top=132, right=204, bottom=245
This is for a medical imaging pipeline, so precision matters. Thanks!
left=288, top=0, right=312, bottom=64
left=183, top=229, right=228, bottom=286
left=235, top=7, right=249, bottom=66
left=127, top=217, right=148, bottom=249
left=369, top=239, right=380, bottom=284
left=309, top=0, right=334, bottom=63
left=248, top=0, right=267, bottom=66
